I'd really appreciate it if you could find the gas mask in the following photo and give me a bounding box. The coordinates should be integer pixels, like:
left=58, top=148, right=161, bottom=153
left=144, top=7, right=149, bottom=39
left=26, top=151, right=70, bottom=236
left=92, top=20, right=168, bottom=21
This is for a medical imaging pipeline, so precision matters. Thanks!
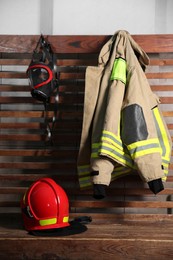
left=27, top=35, right=59, bottom=145
left=27, top=35, right=58, bottom=103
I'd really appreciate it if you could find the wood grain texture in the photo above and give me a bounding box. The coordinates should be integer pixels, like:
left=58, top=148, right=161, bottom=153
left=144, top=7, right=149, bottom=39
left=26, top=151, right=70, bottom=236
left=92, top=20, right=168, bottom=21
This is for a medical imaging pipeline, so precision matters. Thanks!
left=0, top=35, right=173, bottom=233
left=1, top=214, right=173, bottom=259
left=1, top=34, right=173, bottom=53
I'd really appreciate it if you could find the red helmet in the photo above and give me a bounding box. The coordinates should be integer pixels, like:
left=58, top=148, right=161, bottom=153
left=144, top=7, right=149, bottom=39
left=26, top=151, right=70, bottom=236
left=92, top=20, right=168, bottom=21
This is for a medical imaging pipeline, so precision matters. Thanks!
left=21, top=178, right=70, bottom=231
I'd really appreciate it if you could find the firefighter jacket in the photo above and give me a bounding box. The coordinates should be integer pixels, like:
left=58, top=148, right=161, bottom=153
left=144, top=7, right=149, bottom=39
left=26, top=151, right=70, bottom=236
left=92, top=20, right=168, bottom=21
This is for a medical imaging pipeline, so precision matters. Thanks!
left=77, top=30, right=172, bottom=194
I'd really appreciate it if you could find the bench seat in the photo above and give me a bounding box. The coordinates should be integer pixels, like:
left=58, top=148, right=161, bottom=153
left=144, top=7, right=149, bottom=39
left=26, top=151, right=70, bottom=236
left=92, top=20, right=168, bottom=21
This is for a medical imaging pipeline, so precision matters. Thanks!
left=1, top=213, right=173, bottom=260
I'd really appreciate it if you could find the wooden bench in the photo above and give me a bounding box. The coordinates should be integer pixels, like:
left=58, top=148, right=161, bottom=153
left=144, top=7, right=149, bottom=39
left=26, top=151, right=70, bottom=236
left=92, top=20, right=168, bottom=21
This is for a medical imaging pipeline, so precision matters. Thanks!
left=0, top=34, right=173, bottom=259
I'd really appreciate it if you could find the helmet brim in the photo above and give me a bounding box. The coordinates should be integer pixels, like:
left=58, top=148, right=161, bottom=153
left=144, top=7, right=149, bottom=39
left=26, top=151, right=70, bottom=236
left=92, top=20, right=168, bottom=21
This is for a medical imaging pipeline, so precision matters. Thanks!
left=28, top=220, right=87, bottom=237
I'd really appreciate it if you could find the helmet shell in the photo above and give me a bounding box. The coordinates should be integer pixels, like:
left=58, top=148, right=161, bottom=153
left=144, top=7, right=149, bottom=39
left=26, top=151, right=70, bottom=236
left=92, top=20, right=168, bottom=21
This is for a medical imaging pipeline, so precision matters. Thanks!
left=21, top=178, right=69, bottom=231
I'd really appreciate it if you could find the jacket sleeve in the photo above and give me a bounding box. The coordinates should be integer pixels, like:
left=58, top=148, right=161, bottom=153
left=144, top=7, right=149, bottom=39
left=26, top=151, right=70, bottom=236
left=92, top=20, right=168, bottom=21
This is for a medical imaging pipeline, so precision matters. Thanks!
left=121, top=65, right=172, bottom=185
left=90, top=57, right=130, bottom=186
left=77, top=66, right=104, bottom=189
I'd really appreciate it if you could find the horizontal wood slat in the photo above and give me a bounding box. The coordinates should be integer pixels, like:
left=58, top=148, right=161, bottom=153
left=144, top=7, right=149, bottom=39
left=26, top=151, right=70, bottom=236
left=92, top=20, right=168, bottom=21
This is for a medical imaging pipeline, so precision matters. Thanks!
left=151, top=85, right=173, bottom=91
left=0, top=111, right=83, bottom=119
left=71, top=200, right=173, bottom=208
left=1, top=57, right=173, bottom=66
left=0, top=162, right=75, bottom=169
left=150, top=59, right=173, bottom=66
left=0, top=34, right=173, bottom=224
left=1, top=200, right=173, bottom=209
left=1, top=186, right=173, bottom=196
left=146, top=72, right=173, bottom=79
left=1, top=34, right=173, bottom=53
left=69, top=213, right=173, bottom=222
left=0, top=149, right=78, bottom=157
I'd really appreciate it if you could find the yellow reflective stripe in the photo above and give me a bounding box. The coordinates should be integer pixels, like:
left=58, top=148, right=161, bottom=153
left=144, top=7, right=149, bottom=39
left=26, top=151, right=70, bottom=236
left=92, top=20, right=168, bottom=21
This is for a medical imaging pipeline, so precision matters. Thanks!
left=162, top=176, right=167, bottom=182
left=63, top=216, right=69, bottom=223
left=164, top=169, right=169, bottom=175
left=162, top=160, right=169, bottom=169
left=127, top=139, right=162, bottom=159
left=78, top=165, right=90, bottom=176
left=110, top=57, right=126, bottom=84
left=103, top=130, right=122, bottom=143
left=152, top=107, right=171, bottom=181
left=111, top=166, right=133, bottom=181
left=79, top=165, right=134, bottom=188
left=92, top=143, right=100, bottom=148
left=162, top=162, right=169, bottom=177
left=78, top=165, right=92, bottom=188
left=152, top=107, right=171, bottom=160
left=98, top=142, right=127, bottom=156
left=162, top=162, right=169, bottom=169
left=102, top=136, right=123, bottom=150
left=127, top=138, right=159, bottom=150
left=91, top=141, right=133, bottom=168
left=102, top=130, right=123, bottom=151
left=39, top=218, right=57, bottom=226
left=131, top=147, right=161, bottom=159
left=99, top=145, right=133, bottom=168
left=91, top=143, right=99, bottom=158
left=78, top=164, right=92, bottom=188
left=91, top=152, right=99, bottom=158
left=79, top=176, right=92, bottom=188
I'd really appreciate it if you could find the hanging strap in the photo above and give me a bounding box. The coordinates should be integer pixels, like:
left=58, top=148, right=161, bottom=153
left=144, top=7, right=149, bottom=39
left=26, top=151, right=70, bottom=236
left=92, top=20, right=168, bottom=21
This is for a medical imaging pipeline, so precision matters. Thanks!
left=43, top=96, right=59, bottom=146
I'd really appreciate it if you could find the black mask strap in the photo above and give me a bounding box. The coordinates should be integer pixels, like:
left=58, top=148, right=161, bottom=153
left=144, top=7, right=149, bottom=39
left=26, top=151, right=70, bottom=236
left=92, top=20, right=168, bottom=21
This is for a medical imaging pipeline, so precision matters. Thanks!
left=33, top=35, right=54, bottom=64
left=43, top=96, right=59, bottom=147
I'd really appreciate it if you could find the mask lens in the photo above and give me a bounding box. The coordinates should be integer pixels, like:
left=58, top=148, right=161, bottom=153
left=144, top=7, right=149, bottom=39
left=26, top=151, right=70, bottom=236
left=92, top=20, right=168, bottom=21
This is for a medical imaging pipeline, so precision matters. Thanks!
left=28, top=67, right=49, bottom=88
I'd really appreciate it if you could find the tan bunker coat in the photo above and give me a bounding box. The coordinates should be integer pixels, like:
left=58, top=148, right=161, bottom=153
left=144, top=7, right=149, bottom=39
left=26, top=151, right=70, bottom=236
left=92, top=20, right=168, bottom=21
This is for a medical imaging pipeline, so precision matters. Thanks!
left=77, top=30, right=172, bottom=195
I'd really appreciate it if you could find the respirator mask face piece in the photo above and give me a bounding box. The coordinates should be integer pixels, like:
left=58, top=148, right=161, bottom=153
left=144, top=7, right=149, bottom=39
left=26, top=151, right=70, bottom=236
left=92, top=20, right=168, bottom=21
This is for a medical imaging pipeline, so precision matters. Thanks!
left=27, top=63, right=55, bottom=102
left=26, top=35, right=58, bottom=103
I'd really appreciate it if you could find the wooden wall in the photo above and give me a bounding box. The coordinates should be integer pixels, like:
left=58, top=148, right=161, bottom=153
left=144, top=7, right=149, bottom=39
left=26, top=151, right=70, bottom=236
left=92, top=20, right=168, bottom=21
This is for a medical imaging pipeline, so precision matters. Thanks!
left=0, top=35, right=173, bottom=222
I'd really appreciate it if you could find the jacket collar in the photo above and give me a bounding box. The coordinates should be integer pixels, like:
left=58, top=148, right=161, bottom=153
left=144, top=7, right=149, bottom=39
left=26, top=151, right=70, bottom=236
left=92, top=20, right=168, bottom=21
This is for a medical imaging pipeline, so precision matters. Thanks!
left=98, top=30, right=149, bottom=69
